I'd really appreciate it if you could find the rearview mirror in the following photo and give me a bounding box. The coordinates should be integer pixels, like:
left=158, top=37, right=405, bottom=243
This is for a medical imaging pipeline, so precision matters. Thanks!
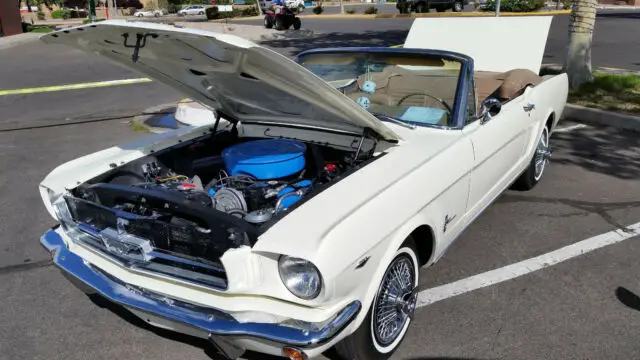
left=479, top=97, right=502, bottom=124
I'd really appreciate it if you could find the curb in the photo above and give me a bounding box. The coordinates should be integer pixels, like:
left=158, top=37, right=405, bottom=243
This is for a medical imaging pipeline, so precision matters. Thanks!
left=562, top=104, right=640, bottom=133
left=298, top=9, right=570, bottom=18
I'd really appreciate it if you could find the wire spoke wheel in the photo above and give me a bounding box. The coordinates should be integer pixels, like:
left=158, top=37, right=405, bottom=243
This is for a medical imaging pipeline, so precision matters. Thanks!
left=372, top=255, right=417, bottom=347
left=534, top=127, right=551, bottom=181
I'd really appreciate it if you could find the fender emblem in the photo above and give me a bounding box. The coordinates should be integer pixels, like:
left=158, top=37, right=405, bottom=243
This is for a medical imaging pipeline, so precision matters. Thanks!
left=443, top=214, right=456, bottom=233
left=355, top=256, right=371, bottom=269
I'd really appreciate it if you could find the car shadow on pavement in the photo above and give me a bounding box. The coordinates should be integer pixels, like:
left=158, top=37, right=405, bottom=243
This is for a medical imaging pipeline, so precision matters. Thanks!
left=615, top=286, right=640, bottom=312
left=87, top=294, right=283, bottom=360
left=87, top=294, right=487, bottom=360
left=260, top=29, right=410, bottom=56
left=551, top=125, right=640, bottom=180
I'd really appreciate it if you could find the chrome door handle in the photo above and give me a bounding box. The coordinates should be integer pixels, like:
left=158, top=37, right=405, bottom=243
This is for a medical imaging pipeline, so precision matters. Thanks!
left=523, top=103, right=535, bottom=112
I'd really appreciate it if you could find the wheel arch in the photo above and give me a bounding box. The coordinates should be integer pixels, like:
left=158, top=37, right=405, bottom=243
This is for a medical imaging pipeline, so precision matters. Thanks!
left=339, top=219, right=438, bottom=340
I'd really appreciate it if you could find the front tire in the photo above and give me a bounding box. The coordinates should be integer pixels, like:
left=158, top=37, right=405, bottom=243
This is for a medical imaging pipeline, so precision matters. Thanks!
left=452, top=0, right=463, bottom=11
left=511, top=125, right=551, bottom=191
left=293, top=17, right=301, bottom=30
left=274, top=15, right=285, bottom=30
left=335, top=238, right=419, bottom=360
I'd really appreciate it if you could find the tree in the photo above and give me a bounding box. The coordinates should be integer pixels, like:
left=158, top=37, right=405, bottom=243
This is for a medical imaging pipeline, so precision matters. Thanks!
left=339, top=0, right=344, bottom=14
left=563, top=0, right=598, bottom=89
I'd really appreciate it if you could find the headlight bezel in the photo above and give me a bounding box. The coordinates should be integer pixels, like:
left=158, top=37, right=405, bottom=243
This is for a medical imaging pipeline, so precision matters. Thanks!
left=278, top=255, right=323, bottom=300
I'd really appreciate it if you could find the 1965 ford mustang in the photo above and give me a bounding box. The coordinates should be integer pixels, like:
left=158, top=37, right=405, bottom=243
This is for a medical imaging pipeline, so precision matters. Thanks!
left=38, top=16, right=567, bottom=360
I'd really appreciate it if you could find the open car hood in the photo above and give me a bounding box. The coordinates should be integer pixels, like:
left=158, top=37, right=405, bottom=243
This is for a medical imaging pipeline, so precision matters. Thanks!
left=40, top=20, right=400, bottom=141
left=404, top=16, right=553, bottom=74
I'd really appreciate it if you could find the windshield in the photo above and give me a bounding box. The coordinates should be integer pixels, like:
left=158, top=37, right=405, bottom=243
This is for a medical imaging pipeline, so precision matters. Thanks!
left=297, top=52, right=462, bottom=128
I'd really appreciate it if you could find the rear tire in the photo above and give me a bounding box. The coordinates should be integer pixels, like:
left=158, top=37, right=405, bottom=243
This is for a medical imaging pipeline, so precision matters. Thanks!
left=415, top=1, right=427, bottom=12
left=452, top=0, right=463, bottom=11
left=511, top=125, right=551, bottom=191
left=264, top=14, right=273, bottom=28
left=334, top=238, right=419, bottom=360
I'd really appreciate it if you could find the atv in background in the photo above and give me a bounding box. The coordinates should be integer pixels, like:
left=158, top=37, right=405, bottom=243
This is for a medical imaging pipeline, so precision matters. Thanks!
left=396, top=0, right=468, bottom=13
left=261, top=0, right=304, bottom=30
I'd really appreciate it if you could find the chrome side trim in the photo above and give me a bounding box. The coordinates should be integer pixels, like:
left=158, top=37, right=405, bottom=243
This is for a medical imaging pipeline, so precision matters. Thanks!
left=40, top=228, right=361, bottom=348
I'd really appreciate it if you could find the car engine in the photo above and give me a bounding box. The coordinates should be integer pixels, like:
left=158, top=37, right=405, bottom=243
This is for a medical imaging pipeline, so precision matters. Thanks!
left=81, top=138, right=348, bottom=227
left=65, top=136, right=373, bottom=266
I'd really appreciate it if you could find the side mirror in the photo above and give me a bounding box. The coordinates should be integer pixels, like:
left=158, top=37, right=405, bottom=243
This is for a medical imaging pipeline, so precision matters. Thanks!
left=478, top=97, right=502, bottom=124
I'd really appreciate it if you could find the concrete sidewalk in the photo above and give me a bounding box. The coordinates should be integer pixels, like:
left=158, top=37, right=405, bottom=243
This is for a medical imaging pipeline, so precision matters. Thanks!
left=0, top=32, right=43, bottom=50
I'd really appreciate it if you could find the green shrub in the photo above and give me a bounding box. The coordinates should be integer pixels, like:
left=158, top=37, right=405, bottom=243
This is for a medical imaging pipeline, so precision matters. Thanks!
left=345, top=8, right=356, bottom=13
left=562, top=0, right=572, bottom=9
left=22, top=23, right=54, bottom=33
left=481, top=0, right=545, bottom=11
left=312, top=5, right=323, bottom=13
left=82, top=18, right=106, bottom=24
left=51, top=9, right=72, bottom=19
left=241, top=6, right=259, bottom=16
left=363, top=5, right=378, bottom=13
left=206, top=6, right=219, bottom=19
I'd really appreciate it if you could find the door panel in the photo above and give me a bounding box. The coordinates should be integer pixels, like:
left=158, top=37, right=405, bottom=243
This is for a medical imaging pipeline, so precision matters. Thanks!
left=463, top=94, right=532, bottom=217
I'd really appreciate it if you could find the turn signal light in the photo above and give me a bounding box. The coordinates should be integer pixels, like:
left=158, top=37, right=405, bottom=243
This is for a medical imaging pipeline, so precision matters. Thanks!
left=283, top=347, right=307, bottom=360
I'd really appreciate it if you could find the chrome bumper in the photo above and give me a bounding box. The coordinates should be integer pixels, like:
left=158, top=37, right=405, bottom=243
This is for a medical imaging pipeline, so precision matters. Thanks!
left=41, top=227, right=361, bottom=359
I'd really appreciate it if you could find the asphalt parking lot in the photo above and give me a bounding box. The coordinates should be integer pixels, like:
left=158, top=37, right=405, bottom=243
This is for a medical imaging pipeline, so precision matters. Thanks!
left=1, top=118, right=638, bottom=360
left=1, top=11, right=640, bottom=360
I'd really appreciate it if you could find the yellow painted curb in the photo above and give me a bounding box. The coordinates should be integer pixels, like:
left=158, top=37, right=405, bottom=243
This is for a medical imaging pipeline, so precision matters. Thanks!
left=298, top=9, right=570, bottom=18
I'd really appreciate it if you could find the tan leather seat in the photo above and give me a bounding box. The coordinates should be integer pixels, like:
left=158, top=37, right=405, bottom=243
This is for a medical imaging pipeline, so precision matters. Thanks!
left=474, top=69, right=543, bottom=105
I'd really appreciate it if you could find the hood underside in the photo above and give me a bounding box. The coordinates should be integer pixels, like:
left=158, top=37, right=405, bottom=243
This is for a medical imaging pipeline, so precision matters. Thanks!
left=404, top=16, right=553, bottom=74
left=41, top=20, right=400, bottom=141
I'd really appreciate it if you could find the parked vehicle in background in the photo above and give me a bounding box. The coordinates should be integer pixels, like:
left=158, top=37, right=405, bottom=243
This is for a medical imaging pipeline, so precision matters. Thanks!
left=178, top=5, right=206, bottom=15
left=133, top=8, right=164, bottom=17
left=396, top=0, right=467, bottom=13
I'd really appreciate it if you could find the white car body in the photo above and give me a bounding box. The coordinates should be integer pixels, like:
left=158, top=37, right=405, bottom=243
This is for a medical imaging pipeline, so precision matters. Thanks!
left=178, top=5, right=206, bottom=15
left=133, top=9, right=164, bottom=17
left=38, top=17, right=567, bottom=360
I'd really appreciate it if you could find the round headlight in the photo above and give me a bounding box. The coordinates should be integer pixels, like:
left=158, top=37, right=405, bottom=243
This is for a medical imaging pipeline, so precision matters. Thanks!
left=278, top=256, right=322, bottom=300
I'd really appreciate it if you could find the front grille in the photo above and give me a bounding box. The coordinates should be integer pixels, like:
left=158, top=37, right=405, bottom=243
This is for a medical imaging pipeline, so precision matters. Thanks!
left=64, top=197, right=229, bottom=290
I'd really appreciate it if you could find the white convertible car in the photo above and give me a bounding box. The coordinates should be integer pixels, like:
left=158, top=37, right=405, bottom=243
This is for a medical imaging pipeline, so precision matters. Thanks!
left=38, top=17, right=567, bottom=360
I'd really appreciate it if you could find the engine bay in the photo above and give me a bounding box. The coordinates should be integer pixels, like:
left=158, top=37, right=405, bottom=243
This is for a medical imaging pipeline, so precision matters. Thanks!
left=65, top=129, right=378, bottom=262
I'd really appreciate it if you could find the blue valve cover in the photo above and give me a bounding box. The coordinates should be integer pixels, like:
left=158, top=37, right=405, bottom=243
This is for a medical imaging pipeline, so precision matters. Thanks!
left=222, top=139, right=307, bottom=180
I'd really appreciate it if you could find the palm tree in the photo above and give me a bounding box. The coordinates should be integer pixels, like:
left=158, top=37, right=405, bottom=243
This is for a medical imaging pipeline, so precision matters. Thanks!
left=339, top=0, right=344, bottom=14
left=563, top=0, right=598, bottom=89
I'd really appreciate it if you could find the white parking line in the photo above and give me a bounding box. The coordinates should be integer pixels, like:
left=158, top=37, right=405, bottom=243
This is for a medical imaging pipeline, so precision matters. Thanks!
left=416, top=221, right=640, bottom=308
left=554, top=123, right=588, bottom=133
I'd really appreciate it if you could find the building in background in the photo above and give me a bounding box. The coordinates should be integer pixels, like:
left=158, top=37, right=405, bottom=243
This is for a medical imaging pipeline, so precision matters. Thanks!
left=0, top=1, right=23, bottom=37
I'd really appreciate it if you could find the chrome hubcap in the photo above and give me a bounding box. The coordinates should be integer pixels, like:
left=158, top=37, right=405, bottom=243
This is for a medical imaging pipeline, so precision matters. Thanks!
left=534, top=128, right=551, bottom=181
left=372, top=255, right=416, bottom=346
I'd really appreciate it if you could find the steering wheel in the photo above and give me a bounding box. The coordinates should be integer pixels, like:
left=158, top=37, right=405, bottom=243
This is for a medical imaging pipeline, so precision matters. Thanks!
left=396, top=92, right=453, bottom=115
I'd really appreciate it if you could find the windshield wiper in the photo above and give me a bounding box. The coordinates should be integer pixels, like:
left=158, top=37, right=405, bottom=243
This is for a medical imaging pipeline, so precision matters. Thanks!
left=371, top=113, right=416, bottom=130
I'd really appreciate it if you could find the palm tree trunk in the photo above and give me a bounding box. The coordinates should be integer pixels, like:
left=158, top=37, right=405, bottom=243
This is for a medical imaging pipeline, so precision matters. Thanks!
left=339, top=0, right=344, bottom=14
left=563, top=0, right=597, bottom=89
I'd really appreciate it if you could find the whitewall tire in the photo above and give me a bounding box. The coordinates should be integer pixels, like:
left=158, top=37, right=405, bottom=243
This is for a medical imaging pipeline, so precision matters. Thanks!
left=335, top=237, right=419, bottom=360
